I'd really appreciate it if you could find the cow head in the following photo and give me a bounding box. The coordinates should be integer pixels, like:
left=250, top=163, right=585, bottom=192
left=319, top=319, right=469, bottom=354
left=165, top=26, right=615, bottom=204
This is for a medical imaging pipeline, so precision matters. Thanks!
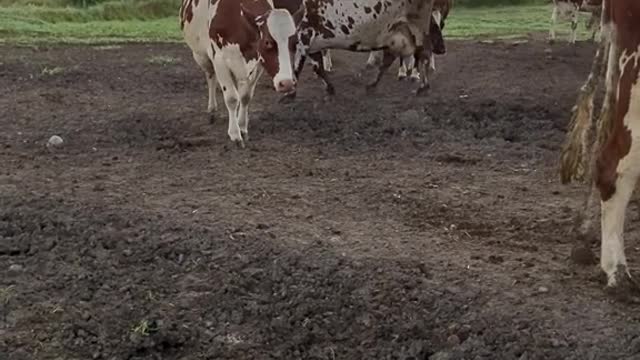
left=241, top=6, right=300, bottom=93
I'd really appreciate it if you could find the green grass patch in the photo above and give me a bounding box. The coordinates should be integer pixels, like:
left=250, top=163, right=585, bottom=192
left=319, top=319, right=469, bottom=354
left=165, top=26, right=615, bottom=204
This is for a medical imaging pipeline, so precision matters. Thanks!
left=0, top=3, right=598, bottom=45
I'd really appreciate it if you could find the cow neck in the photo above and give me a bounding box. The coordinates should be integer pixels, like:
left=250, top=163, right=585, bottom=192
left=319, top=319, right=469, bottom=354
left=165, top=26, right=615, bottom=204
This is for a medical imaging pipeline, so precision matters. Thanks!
left=211, top=0, right=273, bottom=61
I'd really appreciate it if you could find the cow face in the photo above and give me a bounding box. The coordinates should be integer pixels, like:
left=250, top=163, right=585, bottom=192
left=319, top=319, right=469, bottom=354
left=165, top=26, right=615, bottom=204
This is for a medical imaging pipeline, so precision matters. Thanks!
left=242, top=7, right=299, bottom=93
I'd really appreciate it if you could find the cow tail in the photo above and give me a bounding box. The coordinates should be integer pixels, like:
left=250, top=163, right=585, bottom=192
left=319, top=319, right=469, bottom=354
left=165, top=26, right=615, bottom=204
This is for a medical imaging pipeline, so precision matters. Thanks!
left=559, top=40, right=607, bottom=184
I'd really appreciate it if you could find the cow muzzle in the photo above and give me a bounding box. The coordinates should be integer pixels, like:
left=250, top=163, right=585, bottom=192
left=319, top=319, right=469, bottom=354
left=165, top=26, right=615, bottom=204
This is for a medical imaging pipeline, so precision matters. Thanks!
left=275, top=78, right=296, bottom=93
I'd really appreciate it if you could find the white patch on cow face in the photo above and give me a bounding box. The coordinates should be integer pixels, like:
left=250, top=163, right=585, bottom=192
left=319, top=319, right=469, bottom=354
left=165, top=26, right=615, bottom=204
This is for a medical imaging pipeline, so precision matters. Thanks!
left=266, top=9, right=296, bottom=92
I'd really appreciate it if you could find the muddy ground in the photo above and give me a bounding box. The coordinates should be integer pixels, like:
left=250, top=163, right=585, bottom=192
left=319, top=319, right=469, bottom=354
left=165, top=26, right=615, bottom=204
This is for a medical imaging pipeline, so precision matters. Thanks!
left=1, top=38, right=640, bottom=360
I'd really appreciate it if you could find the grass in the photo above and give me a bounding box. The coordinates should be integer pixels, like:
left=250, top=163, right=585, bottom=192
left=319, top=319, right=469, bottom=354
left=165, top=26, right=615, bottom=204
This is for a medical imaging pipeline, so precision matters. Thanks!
left=0, top=3, right=598, bottom=45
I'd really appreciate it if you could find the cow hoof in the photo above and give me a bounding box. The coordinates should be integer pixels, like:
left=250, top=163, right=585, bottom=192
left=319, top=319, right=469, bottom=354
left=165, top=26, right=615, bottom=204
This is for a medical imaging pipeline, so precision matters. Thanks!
left=413, top=84, right=430, bottom=96
left=605, top=268, right=640, bottom=303
left=233, top=139, right=245, bottom=149
left=548, top=38, right=555, bottom=45
left=410, top=76, right=421, bottom=83
left=241, top=132, right=249, bottom=143
left=325, top=85, right=335, bottom=96
left=397, top=75, right=406, bottom=81
left=208, top=113, right=216, bottom=125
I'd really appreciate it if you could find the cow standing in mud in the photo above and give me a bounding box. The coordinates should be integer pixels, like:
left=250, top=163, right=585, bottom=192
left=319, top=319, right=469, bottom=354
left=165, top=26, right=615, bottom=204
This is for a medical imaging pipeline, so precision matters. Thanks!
left=284, top=0, right=437, bottom=99
left=273, top=0, right=334, bottom=72
left=369, top=0, right=452, bottom=82
left=549, top=0, right=601, bottom=44
left=181, top=0, right=299, bottom=146
left=560, top=0, right=640, bottom=291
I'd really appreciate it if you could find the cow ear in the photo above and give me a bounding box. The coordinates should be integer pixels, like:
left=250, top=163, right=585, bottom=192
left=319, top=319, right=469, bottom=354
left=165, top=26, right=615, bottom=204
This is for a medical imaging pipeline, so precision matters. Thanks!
left=240, top=4, right=267, bottom=28
left=292, top=5, right=304, bottom=26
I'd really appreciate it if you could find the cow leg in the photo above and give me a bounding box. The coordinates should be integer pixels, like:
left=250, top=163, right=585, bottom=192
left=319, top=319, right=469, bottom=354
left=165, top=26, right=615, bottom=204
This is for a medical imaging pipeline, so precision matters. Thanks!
left=236, top=67, right=263, bottom=142
left=415, top=49, right=434, bottom=95
left=599, top=163, right=639, bottom=289
left=193, top=52, right=218, bottom=124
left=309, top=52, right=334, bottom=96
left=366, top=51, right=382, bottom=68
left=365, top=51, right=396, bottom=92
left=549, top=4, right=558, bottom=43
left=398, top=57, right=408, bottom=81
left=322, top=50, right=333, bottom=72
left=570, top=8, right=579, bottom=44
left=212, top=56, right=243, bottom=147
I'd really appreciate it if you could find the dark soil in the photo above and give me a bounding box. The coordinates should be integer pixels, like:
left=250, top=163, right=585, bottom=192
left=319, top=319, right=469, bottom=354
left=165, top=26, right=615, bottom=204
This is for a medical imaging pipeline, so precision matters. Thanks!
left=2, top=38, right=640, bottom=360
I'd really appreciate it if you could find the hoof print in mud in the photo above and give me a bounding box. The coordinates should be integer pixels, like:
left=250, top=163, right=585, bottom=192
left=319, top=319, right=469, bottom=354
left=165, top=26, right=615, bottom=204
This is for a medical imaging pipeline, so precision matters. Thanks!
left=570, top=245, right=597, bottom=266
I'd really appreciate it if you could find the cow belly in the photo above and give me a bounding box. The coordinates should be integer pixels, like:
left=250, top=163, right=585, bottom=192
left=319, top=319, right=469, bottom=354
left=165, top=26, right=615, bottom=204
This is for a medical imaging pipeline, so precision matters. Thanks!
left=182, top=0, right=210, bottom=56
left=556, top=1, right=578, bottom=17
left=306, top=1, right=410, bottom=53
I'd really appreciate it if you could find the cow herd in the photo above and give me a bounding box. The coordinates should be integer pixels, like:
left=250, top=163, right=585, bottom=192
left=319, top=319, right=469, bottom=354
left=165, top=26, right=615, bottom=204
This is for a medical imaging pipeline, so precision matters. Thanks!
left=178, top=0, right=640, bottom=293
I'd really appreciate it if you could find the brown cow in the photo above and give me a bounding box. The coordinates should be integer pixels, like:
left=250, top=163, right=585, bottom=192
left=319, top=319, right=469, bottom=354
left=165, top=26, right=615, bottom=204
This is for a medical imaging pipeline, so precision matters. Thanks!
left=181, top=0, right=299, bottom=146
left=560, top=0, right=640, bottom=289
left=549, top=0, right=602, bottom=44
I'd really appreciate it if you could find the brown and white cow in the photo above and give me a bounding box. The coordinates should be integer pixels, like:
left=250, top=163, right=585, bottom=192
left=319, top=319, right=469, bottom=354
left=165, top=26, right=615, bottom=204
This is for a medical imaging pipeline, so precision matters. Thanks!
left=287, top=0, right=436, bottom=99
left=549, top=0, right=601, bottom=44
left=181, top=0, right=299, bottom=146
left=273, top=0, right=333, bottom=72
left=181, top=0, right=218, bottom=123
left=560, top=0, right=640, bottom=289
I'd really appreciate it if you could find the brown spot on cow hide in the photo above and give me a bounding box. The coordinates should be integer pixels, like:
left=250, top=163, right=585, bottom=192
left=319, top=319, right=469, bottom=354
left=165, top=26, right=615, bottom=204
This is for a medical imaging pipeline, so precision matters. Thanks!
left=595, top=0, right=640, bottom=201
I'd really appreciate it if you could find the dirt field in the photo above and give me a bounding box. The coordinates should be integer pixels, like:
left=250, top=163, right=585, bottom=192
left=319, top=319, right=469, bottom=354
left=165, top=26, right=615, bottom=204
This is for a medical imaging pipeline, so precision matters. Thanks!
left=2, top=39, right=640, bottom=360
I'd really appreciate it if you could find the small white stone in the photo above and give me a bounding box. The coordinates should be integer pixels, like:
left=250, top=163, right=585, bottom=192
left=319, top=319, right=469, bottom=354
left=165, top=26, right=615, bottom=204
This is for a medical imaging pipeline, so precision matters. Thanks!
left=47, top=135, right=64, bottom=147
left=538, top=286, right=549, bottom=293
left=9, top=264, right=23, bottom=272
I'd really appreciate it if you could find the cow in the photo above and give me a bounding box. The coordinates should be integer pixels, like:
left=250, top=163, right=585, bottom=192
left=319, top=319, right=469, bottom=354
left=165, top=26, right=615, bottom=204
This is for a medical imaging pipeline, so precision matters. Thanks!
left=273, top=0, right=333, bottom=72
left=393, top=0, right=452, bottom=81
left=560, top=0, right=640, bottom=291
left=181, top=0, right=218, bottom=123
left=549, top=0, right=602, bottom=44
left=284, top=0, right=437, bottom=100
left=181, top=0, right=299, bottom=147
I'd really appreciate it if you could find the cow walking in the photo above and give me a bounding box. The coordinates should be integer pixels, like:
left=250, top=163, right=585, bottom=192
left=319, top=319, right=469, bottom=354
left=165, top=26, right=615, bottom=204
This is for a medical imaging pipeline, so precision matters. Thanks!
left=273, top=0, right=333, bottom=72
left=182, top=0, right=299, bottom=146
left=560, top=0, right=640, bottom=290
left=549, top=0, right=601, bottom=44
left=181, top=0, right=218, bottom=123
left=286, top=0, right=437, bottom=99
left=393, top=0, right=452, bottom=81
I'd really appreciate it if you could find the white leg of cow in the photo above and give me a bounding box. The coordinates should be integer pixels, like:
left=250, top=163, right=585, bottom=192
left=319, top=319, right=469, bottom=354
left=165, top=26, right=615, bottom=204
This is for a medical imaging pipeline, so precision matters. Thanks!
left=212, top=56, right=243, bottom=146
left=398, top=58, right=408, bottom=80
left=192, top=52, right=218, bottom=123
left=549, top=4, right=558, bottom=42
left=600, top=171, right=637, bottom=287
left=366, top=51, right=382, bottom=68
left=322, top=50, right=333, bottom=72
left=237, top=66, right=263, bottom=140
left=570, top=9, right=579, bottom=44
